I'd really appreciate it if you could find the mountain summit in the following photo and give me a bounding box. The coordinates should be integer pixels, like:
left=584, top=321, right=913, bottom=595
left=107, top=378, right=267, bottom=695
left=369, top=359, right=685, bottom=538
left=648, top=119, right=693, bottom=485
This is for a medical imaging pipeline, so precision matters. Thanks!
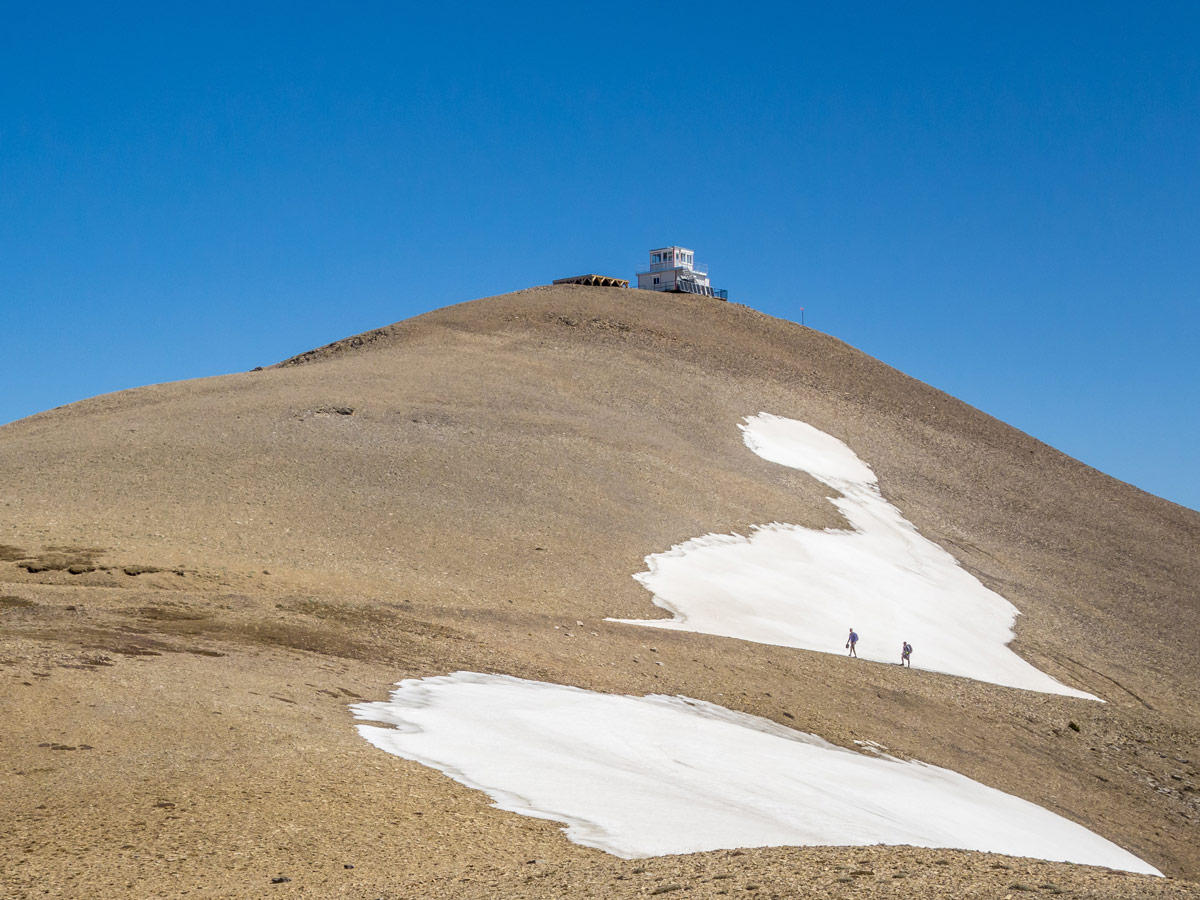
left=2, top=285, right=1197, bottom=898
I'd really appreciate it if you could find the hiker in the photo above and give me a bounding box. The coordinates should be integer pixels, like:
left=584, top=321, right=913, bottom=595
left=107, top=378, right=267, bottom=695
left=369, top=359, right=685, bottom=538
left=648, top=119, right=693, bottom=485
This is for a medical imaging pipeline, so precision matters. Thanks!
left=900, top=641, right=912, bottom=667
left=846, top=628, right=858, bottom=658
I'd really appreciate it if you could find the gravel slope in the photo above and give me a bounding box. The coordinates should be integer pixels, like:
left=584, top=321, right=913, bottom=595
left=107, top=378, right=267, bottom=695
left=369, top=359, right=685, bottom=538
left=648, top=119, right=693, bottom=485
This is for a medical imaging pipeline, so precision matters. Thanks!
left=1, top=284, right=1197, bottom=898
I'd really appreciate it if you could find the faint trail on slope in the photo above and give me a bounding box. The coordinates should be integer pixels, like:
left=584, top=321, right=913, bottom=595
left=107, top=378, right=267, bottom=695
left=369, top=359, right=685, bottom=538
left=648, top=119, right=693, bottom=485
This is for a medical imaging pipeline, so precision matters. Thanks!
left=1053, top=653, right=1155, bottom=710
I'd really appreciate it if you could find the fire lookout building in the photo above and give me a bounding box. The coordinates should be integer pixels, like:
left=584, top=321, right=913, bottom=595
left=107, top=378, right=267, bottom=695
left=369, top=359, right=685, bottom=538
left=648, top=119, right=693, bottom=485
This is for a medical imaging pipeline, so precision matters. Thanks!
left=635, top=246, right=727, bottom=300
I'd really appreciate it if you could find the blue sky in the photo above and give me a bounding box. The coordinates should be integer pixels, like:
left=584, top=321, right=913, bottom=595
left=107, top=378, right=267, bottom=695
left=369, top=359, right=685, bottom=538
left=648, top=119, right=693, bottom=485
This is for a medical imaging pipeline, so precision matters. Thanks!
left=2, top=2, right=1197, bottom=510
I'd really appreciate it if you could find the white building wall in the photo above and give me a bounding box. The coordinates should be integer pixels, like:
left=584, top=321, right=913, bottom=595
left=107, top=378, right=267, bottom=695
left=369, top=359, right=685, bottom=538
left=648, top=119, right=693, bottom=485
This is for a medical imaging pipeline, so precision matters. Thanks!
left=638, top=271, right=679, bottom=291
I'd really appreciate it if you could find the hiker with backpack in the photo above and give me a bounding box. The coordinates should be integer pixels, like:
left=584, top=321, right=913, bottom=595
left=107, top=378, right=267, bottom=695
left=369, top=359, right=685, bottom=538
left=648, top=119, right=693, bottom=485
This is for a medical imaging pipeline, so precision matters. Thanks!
left=900, top=641, right=912, bottom=667
left=846, top=628, right=858, bottom=658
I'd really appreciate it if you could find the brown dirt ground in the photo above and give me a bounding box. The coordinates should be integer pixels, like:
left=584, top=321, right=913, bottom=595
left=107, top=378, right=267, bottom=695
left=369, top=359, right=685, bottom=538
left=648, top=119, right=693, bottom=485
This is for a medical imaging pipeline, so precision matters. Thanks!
left=1, top=285, right=1197, bottom=898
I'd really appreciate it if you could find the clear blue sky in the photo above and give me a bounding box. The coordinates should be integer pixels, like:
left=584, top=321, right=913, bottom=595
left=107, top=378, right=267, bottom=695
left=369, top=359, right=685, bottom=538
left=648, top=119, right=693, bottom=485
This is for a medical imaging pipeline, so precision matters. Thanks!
left=2, top=3, right=1197, bottom=510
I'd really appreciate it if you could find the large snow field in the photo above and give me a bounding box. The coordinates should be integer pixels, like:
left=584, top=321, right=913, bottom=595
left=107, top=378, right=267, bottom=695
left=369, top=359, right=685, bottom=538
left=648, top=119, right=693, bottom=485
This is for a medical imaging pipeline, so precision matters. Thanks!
left=612, top=413, right=1097, bottom=699
left=353, top=673, right=1158, bottom=874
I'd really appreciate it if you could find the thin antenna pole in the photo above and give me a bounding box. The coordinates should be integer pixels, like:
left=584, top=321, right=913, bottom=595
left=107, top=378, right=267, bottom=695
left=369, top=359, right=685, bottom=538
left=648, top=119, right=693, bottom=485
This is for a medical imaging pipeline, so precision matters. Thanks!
left=801, top=306, right=805, bottom=327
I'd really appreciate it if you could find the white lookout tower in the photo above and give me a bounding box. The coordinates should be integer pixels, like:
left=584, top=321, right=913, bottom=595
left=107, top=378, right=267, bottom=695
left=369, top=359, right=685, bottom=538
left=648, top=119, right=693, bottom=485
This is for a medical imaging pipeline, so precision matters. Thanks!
left=635, top=246, right=726, bottom=299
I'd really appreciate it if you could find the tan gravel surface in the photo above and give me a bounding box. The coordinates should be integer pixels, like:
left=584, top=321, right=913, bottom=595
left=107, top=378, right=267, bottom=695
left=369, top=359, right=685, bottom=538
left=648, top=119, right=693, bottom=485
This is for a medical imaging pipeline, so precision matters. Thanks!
left=1, top=285, right=1197, bottom=898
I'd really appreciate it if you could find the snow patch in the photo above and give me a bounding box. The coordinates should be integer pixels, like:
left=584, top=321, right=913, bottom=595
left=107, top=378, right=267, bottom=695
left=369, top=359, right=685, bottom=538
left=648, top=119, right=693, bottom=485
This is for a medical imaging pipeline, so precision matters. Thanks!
left=353, top=672, right=1157, bottom=874
left=612, top=413, right=1097, bottom=699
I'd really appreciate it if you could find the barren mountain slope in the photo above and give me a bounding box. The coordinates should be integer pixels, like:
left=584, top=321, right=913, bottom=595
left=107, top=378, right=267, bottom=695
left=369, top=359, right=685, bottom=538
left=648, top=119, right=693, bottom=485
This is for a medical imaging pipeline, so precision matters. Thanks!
left=1, top=284, right=1197, bottom=898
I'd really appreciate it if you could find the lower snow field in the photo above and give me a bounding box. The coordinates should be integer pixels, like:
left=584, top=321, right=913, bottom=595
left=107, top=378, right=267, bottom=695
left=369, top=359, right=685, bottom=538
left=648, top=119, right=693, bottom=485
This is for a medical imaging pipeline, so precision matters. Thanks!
left=614, top=413, right=1097, bottom=699
left=353, top=673, right=1159, bottom=875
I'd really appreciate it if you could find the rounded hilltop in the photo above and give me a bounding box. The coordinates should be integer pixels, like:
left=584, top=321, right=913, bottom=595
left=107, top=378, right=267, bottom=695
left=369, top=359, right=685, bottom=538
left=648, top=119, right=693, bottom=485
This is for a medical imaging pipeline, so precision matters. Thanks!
left=0, top=283, right=1197, bottom=898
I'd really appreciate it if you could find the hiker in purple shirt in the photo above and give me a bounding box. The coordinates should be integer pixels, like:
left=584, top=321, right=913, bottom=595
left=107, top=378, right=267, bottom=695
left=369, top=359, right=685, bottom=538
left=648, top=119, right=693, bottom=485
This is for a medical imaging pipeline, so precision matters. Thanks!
left=846, top=628, right=858, bottom=658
